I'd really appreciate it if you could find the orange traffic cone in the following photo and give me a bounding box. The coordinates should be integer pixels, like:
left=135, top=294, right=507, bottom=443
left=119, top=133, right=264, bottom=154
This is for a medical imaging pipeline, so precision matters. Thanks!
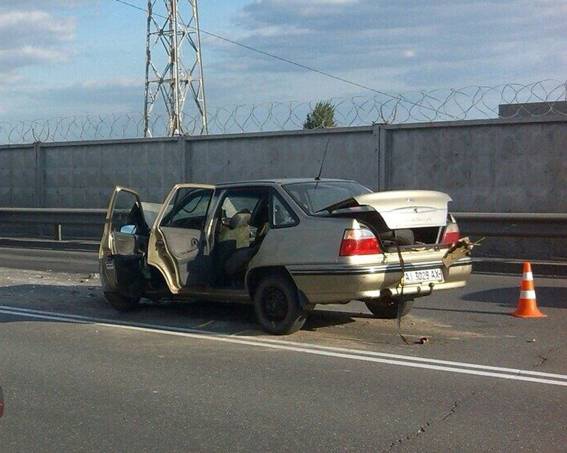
left=512, top=262, right=546, bottom=318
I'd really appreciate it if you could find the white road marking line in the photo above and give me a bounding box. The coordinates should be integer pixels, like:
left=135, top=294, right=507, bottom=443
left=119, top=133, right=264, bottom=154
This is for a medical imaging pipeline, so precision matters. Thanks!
left=1, top=305, right=566, bottom=387
left=238, top=337, right=567, bottom=380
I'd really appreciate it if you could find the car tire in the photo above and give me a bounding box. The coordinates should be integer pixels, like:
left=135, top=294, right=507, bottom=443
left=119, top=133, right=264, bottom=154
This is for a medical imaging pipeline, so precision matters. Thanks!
left=365, top=298, right=414, bottom=319
left=254, top=275, right=307, bottom=335
left=104, top=292, right=141, bottom=312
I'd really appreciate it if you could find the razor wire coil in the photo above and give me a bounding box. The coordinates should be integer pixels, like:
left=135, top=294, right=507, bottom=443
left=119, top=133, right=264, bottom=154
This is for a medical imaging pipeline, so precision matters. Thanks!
left=1, top=80, right=566, bottom=144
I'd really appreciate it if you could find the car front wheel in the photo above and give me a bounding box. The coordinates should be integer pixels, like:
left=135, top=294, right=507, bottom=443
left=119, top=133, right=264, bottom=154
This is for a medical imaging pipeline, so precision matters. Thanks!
left=365, top=298, right=414, bottom=319
left=254, top=275, right=307, bottom=335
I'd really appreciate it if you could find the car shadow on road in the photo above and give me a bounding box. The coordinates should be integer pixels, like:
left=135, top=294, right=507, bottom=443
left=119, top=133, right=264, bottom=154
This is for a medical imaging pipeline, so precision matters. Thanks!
left=304, top=310, right=371, bottom=332
left=148, top=300, right=360, bottom=334
left=0, top=284, right=359, bottom=335
left=462, top=286, right=567, bottom=309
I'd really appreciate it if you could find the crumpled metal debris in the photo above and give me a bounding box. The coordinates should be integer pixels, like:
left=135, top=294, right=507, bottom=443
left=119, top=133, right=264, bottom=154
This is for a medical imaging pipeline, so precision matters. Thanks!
left=442, top=237, right=478, bottom=268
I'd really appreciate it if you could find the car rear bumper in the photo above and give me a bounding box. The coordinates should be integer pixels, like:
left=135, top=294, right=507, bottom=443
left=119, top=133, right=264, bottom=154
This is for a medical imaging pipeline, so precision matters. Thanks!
left=287, top=258, right=472, bottom=304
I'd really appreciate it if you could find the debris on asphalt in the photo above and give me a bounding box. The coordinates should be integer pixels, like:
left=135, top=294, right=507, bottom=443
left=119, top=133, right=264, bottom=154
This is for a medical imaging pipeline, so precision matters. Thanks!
left=79, top=273, right=99, bottom=283
left=415, top=337, right=430, bottom=344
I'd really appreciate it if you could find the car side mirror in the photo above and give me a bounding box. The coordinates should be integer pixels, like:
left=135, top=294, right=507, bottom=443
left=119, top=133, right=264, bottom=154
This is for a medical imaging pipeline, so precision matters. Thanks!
left=120, top=224, right=137, bottom=234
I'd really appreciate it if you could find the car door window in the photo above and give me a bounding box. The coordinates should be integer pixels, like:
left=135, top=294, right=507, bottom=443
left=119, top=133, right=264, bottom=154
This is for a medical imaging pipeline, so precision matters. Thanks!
left=220, top=194, right=261, bottom=218
left=217, top=189, right=269, bottom=249
left=161, top=188, right=212, bottom=230
left=271, top=193, right=298, bottom=228
left=111, top=190, right=143, bottom=233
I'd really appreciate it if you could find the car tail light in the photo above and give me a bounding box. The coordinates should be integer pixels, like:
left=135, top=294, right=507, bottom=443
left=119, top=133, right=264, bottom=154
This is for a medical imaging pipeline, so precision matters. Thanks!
left=441, top=219, right=460, bottom=245
left=340, top=228, right=382, bottom=256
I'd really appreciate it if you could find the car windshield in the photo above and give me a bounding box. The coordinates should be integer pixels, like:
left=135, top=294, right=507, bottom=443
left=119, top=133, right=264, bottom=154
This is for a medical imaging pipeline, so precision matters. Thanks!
left=283, top=181, right=372, bottom=215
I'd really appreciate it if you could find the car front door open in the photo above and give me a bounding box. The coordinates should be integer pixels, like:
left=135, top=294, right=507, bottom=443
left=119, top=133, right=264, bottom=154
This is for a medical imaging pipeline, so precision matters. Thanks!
left=99, top=186, right=150, bottom=298
left=99, top=186, right=149, bottom=258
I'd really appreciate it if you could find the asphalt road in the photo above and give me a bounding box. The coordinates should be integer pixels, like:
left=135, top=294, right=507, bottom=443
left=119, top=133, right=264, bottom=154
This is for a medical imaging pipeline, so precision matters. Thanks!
left=0, top=246, right=98, bottom=273
left=0, top=253, right=566, bottom=451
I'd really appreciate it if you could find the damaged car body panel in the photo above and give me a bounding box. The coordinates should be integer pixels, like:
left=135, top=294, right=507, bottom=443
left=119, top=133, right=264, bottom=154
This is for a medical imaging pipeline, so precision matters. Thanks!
left=322, top=190, right=451, bottom=230
left=99, top=179, right=473, bottom=334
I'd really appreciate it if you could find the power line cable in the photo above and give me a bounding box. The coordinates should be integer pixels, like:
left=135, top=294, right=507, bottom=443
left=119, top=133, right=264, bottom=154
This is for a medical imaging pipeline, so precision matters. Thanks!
left=113, top=0, right=442, bottom=114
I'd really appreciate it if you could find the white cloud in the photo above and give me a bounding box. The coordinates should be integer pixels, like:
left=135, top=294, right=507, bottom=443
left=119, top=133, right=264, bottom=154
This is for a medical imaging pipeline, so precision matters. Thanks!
left=210, top=0, right=567, bottom=101
left=0, top=78, right=143, bottom=120
left=0, top=46, right=68, bottom=64
left=0, top=8, right=76, bottom=79
left=2, top=0, right=567, bottom=123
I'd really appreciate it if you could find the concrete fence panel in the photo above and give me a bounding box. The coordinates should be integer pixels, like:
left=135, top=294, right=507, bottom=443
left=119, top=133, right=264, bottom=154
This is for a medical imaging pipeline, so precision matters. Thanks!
left=187, top=127, right=378, bottom=189
left=0, top=144, right=37, bottom=207
left=41, top=138, right=185, bottom=208
left=385, top=119, right=567, bottom=213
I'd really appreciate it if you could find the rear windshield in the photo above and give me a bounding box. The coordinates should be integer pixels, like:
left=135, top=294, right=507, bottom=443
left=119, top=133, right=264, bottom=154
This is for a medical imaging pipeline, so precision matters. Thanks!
left=283, top=181, right=372, bottom=215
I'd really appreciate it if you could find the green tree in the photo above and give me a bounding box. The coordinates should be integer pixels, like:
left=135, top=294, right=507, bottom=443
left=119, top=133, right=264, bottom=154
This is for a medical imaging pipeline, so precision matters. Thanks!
left=303, top=101, right=336, bottom=129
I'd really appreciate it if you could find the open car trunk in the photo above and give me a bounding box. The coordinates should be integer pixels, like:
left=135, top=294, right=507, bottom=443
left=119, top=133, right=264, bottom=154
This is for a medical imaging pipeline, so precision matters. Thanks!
left=321, top=190, right=452, bottom=248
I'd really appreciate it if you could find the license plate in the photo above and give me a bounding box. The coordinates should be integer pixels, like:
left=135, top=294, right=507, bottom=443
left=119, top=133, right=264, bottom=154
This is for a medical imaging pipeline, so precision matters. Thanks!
left=404, top=268, right=444, bottom=284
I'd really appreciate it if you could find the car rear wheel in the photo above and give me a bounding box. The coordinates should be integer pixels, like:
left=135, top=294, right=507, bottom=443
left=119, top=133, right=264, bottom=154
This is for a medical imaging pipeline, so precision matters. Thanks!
left=365, top=298, right=414, bottom=319
left=254, top=275, right=307, bottom=335
left=104, top=292, right=140, bottom=312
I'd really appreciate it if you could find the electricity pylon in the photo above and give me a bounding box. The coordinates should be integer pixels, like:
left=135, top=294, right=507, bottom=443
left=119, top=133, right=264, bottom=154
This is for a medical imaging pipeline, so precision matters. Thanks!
left=144, top=0, right=208, bottom=136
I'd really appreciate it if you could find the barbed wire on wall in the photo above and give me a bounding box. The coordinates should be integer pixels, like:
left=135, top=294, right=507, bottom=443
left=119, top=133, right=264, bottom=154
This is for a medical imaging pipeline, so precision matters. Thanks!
left=1, top=79, right=566, bottom=144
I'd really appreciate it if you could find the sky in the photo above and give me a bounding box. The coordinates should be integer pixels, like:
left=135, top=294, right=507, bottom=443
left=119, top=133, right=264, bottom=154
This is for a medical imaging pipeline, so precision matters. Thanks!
left=0, top=0, right=566, bottom=122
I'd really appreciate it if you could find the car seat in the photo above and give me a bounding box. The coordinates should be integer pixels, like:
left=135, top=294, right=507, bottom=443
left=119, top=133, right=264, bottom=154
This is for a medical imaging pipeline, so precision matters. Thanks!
left=218, top=211, right=252, bottom=249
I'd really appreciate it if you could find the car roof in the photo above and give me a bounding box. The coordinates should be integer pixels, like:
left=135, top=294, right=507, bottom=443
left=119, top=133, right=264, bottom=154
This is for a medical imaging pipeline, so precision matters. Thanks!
left=213, top=178, right=356, bottom=188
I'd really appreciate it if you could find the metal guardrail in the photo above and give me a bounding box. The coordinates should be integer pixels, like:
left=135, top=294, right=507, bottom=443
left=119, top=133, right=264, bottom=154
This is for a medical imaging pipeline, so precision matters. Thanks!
left=453, top=212, right=567, bottom=238
left=0, top=208, right=106, bottom=240
left=0, top=208, right=566, bottom=241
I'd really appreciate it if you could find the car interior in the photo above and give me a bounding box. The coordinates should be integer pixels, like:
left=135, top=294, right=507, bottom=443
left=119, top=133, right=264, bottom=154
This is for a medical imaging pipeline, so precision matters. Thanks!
left=211, top=188, right=271, bottom=288
left=108, top=186, right=295, bottom=293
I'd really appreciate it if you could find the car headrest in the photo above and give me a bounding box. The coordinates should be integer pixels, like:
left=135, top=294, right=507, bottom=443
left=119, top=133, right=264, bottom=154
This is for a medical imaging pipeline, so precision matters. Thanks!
left=229, top=211, right=251, bottom=229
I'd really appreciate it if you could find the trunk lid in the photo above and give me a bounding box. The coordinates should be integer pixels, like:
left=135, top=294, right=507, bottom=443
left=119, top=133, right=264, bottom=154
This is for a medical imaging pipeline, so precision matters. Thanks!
left=322, top=190, right=451, bottom=230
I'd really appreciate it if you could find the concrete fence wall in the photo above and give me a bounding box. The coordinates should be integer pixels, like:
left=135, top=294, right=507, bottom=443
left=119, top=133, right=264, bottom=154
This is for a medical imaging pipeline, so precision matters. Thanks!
left=3, top=116, right=565, bottom=212
left=1, top=116, right=566, bottom=258
left=384, top=119, right=567, bottom=213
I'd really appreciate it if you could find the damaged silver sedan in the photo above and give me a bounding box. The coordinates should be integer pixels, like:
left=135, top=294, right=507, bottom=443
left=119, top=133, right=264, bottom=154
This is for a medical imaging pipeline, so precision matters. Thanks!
left=99, top=179, right=472, bottom=334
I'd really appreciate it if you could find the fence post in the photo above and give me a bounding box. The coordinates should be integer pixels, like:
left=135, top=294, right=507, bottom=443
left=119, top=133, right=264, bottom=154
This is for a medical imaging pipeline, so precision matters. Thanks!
left=33, top=141, right=47, bottom=238
left=33, top=141, right=45, bottom=208
left=375, top=125, right=389, bottom=191
left=54, top=223, right=62, bottom=241
left=183, top=136, right=192, bottom=182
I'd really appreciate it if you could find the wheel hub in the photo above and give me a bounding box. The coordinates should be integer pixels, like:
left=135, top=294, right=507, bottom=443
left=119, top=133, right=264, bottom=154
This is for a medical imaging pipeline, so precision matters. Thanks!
left=263, top=287, right=288, bottom=322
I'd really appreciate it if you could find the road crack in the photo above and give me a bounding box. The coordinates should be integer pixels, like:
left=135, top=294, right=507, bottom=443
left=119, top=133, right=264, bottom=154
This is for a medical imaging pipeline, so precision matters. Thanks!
left=384, top=392, right=476, bottom=452
left=534, top=346, right=559, bottom=368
